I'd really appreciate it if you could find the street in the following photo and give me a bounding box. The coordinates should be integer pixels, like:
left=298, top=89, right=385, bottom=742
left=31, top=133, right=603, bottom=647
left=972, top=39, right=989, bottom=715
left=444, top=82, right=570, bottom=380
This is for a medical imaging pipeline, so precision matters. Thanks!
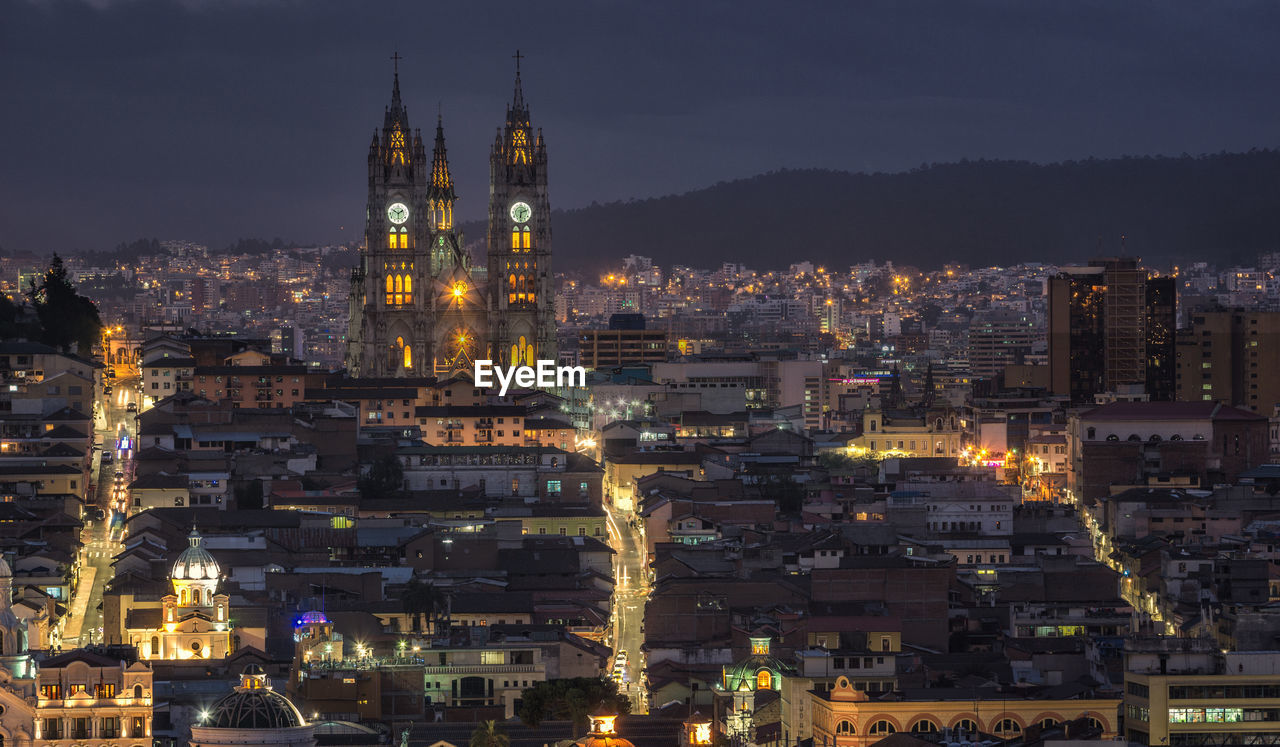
left=62, top=375, right=135, bottom=648
left=605, top=502, right=649, bottom=713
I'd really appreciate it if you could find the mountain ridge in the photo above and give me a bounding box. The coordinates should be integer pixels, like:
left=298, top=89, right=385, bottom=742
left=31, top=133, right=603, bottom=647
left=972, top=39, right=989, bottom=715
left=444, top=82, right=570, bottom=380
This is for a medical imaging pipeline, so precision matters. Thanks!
left=460, top=149, right=1280, bottom=273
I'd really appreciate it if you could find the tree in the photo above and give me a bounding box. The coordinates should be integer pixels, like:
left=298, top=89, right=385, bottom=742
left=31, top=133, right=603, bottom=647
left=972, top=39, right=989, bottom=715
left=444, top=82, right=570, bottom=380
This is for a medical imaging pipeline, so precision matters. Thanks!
left=518, top=678, right=630, bottom=736
left=470, top=720, right=509, bottom=747
left=400, top=577, right=442, bottom=633
left=26, top=254, right=102, bottom=354
left=358, top=453, right=404, bottom=500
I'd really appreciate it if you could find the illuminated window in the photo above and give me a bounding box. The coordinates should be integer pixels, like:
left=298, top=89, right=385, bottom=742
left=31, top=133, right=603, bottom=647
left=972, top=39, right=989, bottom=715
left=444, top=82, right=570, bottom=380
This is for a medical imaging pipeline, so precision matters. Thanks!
left=388, top=231, right=396, bottom=249
left=395, top=275, right=403, bottom=293
left=404, top=344, right=412, bottom=369
left=390, top=127, right=406, bottom=164
left=954, top=719, right=977, bottom=733
left=399, top=228, right=408, bottom=249
left=756, top=670, right=772, bottom=690
left=911, top=720, right=938, bottom=733
left=522, top=226, right=531, bottom=249
left=404, top=275, right=412, bottom=303
left=511, top=229, right=521, bottom=249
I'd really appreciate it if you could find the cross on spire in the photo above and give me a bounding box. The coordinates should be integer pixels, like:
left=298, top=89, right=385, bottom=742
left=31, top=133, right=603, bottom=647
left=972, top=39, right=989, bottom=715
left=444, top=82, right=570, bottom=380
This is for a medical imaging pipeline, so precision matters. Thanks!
left=391, top=51, right=403, bottom=75
left=513, top=49, right=523, bottom=74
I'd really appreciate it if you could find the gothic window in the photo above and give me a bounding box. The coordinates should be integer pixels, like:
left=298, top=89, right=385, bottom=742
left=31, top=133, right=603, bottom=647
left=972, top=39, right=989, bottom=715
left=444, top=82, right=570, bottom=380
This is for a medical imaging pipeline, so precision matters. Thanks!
left=517, top=275, right=527, bottom=302
left=386, top=275, right=394, bottom=306
left=404, top=275, right=412, bottom=303
left=399, top=228, right=408, bottom=249
left=404, top=345, right=412, bottom=369
left=390, top=127, right=406, bottom=164
left=511, top=228, right=521, bottom=249
left=395, top=275, right=403, bottom=293
left=522, top=226, right=531, bottom=249
left=388, top=231, right=397, bottom=249
left=513, top=129, right=529, bottom=164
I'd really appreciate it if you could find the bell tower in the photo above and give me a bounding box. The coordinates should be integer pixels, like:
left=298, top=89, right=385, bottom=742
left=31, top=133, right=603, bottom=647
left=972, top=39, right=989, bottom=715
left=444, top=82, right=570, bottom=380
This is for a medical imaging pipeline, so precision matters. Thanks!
left=346, top=54, right=432, bottom=378
left=487, top=50, right=556, bottom=367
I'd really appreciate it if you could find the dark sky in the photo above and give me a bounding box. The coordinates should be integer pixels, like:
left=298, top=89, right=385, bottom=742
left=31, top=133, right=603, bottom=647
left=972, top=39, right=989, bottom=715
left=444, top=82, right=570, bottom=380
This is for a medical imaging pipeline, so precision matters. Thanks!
left=4, top=0, right=1280, bottom=253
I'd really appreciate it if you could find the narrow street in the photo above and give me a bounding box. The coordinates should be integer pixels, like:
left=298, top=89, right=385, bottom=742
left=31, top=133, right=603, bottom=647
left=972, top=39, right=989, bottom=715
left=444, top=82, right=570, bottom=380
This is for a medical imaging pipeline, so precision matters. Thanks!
left=62, top=376, right=135, bottom=648
left=605, top=503, right=649, bottom=714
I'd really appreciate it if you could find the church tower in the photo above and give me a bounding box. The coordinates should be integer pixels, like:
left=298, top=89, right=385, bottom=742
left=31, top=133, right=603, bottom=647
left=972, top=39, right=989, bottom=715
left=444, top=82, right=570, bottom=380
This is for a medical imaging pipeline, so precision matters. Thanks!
left=487, top=52, right=556, bottom=366
left=346, top=59, right=432, bottom=377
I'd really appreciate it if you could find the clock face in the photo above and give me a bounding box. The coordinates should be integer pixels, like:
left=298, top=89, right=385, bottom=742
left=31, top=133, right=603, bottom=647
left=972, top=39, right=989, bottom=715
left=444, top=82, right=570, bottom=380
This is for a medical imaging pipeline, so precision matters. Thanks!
left=387, top=202, right=409, bottom=225
left=509, top=201, right=532, bottom=224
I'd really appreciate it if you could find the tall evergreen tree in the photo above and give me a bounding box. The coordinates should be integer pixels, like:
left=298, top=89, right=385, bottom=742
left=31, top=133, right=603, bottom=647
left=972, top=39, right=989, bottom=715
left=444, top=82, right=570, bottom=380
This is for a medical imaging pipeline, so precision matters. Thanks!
left=26, top=254, right=102, bottom=354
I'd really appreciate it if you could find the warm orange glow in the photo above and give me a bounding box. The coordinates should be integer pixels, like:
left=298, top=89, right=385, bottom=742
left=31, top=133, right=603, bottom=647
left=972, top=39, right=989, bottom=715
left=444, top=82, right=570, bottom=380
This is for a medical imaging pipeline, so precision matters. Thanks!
left=592, top=715, right=618, bottom=735
left=691, top=723, right=712, bottom=745
left=452, top=282, right=466, bottom=298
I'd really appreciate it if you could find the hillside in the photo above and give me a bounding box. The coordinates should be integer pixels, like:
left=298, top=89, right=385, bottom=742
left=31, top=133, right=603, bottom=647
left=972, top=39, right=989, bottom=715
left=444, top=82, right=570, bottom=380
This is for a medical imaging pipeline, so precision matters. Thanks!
left=462, top=150, right=1280, bottom=273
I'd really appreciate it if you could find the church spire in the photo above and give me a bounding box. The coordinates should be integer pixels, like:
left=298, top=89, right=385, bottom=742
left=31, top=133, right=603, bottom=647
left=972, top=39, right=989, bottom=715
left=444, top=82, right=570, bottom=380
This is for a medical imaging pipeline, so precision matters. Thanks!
left=429, top=114, right=456, bottom=230
left=510, top=49, right=527, bottom=116
left=385, top=52, right=408, bottom=131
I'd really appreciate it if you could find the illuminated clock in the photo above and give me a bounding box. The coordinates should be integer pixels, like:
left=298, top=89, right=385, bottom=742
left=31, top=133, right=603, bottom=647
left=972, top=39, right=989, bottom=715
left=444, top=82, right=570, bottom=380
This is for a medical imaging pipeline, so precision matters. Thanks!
left=387, top=202, right=409, bottom=225
left=509, top=201, right=532, bottom=224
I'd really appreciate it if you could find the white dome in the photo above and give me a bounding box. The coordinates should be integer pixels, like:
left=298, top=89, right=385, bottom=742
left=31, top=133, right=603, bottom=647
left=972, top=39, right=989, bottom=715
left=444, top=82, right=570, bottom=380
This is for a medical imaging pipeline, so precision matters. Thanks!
left=173, top=528, right=220, bottom=580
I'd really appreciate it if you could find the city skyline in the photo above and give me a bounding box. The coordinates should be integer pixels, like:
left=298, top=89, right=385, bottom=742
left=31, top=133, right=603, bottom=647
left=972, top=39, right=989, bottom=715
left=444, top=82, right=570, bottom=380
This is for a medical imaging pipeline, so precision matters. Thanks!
left=5, top=0, right=1280, bottom=252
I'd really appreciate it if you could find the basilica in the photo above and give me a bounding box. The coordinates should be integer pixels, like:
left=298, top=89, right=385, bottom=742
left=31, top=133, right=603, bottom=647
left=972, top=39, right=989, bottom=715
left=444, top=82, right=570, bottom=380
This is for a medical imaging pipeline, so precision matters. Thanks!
left=345, top=57, right=557, bottom=378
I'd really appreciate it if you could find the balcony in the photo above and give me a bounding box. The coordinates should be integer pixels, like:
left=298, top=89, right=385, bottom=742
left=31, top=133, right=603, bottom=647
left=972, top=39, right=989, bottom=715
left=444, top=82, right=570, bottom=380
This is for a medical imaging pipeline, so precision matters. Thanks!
left=421, top=664, right=538, bottom=675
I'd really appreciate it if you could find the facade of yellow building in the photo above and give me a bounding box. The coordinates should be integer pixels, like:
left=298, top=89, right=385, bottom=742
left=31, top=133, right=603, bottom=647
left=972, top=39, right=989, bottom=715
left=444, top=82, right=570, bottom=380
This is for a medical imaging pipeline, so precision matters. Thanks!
left=810, top=677, right=1119, bottom=747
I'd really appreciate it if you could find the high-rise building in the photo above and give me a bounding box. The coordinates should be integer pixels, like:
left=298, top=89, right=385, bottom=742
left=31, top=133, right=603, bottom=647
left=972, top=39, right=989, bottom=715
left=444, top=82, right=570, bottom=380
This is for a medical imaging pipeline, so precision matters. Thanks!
left=966, top=309, right=1041, bottom=379
left=1175, top=309, right=1280, bottom=412
left=346, top=58, right=555, bottom=378
left=1048, top=258, right=1175, bottom=403
left=578, top=314, right=668, bottom=369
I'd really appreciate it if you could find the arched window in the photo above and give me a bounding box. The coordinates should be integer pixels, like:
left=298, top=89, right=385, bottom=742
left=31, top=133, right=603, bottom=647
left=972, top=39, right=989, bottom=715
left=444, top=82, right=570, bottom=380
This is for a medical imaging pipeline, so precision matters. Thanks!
left=388, top=231, right=397, bottom=249
left=404, top=344, right=412, bottom=369
left=756, top=670, right=772, bottom=690
left=204, top=589, right=212, bottom=605
left=868, top=720, right=895, bottom=735
left=217, top=603, right=224, bottom=621
left=398, top=228, right=408, bottom=249
left=1106, top=434, right=1119, bottom=441
left=150, top=636, right=160, bottom=656
left=404, top=275, right=412, bottom=294
left=954, top=719, right=978, bottom=733
left=395, top=275, right=403, bottom=293
left=1170, top=434, right=1183, bottom=441
left=1086, top=717, right=1103, bottom=731
left=910, top=720, right=938, bottom=733
left=1040, top=718, right=1060, bottom=729
left=522, top=226, right=531, bottom=249
left=1127, top=434, right=1141, bottom=442
left=385, top=275, right=394, bottom=305
left=508, top=274, right=518, bottom=305
left=511, top=229, right=521, bottom=249
left=180, top=588, right=188, bottom=605
left=1149, top=434, right=1162, bottom=442
left=134, top=684, right=144, bottom=698
left=835, top=721, right=855, bottom=735
left=994, top=719, right=1022, bottom=735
